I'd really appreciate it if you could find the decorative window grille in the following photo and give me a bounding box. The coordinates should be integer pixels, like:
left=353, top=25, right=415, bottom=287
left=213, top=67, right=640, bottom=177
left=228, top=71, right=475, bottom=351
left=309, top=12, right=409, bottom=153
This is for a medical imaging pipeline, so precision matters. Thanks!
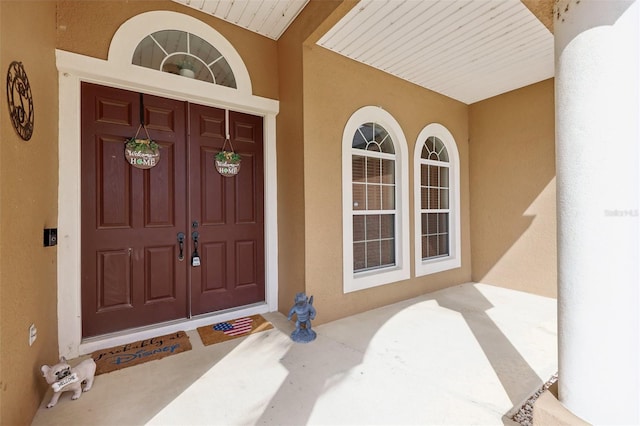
left=351, top=123, right=397, bottom=272
left=343, top=106, right=409, bottom=293
left=419, top=136, right=450, bottom=260
left=132, top=30, right=236, bottom=88
left=413, top=123, right=461, bottom=277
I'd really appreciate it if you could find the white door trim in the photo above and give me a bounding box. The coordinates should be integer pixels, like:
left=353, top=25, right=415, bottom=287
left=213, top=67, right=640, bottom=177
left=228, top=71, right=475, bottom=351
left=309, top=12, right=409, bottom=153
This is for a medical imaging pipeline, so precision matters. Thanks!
left=56, top=11, right=279, bottom=358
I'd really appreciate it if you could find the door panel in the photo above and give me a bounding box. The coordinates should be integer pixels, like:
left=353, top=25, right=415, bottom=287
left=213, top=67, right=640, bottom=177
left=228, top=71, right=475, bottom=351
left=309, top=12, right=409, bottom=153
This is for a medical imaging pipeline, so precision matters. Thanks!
left=97, top=249, right=131, bottom=310
left=145, top=246, right=178, bottom=301
left=189, top=105, right=265, bottom=315
left=97, top=135, right=132, bottom=227
left=236, top=153, right=258, bottom=223
left=81, top=83, right=188, bottom=338
left=146, top=142, right=177, bottom=226
left=200, top=144, right=226, bottom=225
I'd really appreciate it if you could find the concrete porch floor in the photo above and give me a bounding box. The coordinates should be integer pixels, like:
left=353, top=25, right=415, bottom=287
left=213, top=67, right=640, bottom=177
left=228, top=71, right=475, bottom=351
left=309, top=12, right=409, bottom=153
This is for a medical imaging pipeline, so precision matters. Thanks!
left=31, top=282, right=557, bottom=425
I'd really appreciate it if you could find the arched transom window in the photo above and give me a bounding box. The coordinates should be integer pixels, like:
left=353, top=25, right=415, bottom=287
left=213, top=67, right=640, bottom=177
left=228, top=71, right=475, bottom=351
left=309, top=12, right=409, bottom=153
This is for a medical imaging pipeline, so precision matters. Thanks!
left=133, top=30, right=236, bottom=88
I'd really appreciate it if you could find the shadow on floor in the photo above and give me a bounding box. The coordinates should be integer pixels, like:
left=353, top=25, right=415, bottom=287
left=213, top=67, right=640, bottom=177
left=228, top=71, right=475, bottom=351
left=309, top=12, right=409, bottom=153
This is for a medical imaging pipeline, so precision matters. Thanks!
left=254, top=284, right=554, bottom=425
left=31, top=283, right=557, bottom=425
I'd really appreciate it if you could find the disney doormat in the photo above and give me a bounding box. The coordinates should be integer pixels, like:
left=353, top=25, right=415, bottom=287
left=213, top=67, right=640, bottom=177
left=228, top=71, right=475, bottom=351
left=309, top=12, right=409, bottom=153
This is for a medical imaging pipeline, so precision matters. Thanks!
left=91, top=331, right=191, bottom=375
left=197, top=314, right=273, bottom=346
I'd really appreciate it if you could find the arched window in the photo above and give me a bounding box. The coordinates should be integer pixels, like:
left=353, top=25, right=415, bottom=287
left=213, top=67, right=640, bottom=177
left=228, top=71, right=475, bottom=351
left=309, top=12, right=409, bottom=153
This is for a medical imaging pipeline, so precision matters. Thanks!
left=352, top=122, right=396, bottom=272
left=132, top=30, right=236, bottom=88
left=343, top=107, right=410, bottom=293
left=414, top=124, right=461, bottom=276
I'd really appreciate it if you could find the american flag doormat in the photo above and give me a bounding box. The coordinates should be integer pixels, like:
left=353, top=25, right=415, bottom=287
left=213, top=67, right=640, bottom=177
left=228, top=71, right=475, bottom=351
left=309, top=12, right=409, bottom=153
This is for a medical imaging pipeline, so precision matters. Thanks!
left=197, top=314, right=273, bottom=346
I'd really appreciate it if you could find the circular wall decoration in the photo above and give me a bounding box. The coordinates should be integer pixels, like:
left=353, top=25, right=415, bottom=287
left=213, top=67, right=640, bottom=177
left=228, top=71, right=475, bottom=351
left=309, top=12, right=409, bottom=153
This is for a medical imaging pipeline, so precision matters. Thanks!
left=6, top=61, right=34, bottom=141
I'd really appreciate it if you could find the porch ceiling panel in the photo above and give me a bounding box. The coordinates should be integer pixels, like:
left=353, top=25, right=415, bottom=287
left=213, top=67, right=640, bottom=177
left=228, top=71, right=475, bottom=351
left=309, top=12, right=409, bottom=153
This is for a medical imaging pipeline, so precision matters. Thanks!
left=171, top=0, right=310, bottom=40
left=316, top=0, right=554, bottom=104
left=171, top=0, right=553, bottom=105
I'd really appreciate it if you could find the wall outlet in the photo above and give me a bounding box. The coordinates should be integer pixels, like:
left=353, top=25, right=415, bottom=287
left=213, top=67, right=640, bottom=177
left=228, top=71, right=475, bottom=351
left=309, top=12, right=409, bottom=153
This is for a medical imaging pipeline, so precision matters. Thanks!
left=29, top=324, right=37, bottom=346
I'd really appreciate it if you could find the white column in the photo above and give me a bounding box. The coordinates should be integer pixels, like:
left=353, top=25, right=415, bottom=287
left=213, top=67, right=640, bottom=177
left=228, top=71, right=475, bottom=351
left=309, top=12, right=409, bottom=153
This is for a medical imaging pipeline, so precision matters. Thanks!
left=555, top=0, right=640, bottom=424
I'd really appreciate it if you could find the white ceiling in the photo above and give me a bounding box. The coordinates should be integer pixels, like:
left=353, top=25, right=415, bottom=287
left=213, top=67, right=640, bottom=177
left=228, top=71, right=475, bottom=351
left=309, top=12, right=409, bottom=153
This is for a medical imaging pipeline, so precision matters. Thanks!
left=318, top=0, right=554, bottom=104
left=173, top=0, right=554, bottom=104
left=172, top=0, right=310, bottom=40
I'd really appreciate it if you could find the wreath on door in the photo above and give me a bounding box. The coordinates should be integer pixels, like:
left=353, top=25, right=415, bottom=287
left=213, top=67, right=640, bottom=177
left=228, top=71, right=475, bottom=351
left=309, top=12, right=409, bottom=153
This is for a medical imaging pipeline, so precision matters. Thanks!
left=124, top=124, right=160, bottom=169
left=215, top=137, right=241, bottom=177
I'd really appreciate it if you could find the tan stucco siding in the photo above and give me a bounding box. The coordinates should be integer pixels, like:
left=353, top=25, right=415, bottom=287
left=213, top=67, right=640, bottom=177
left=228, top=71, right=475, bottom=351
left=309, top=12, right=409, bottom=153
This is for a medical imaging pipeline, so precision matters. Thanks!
left=0, top=2, right=59, bottom=425
left=469, top=79, right=557, bottom=298
left=56, top=0, right=279, bottom=100
left=276, top=1, right=345, bottom=313
left=302, top=44, right=472, bottom=324
left=521, top=0, right=554, bottom=33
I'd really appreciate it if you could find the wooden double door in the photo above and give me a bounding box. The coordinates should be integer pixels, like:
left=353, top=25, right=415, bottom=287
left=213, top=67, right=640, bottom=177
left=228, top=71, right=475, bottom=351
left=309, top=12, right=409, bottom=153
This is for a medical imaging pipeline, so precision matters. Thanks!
left=80, top=82, right=265, bottom=338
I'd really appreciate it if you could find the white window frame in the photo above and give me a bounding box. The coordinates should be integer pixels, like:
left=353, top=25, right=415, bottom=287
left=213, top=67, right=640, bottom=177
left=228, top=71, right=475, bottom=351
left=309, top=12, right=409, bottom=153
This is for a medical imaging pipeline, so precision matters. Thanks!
left=343, top=106, right=410, bottom=293
left=414, top=123, right=461, bottom=276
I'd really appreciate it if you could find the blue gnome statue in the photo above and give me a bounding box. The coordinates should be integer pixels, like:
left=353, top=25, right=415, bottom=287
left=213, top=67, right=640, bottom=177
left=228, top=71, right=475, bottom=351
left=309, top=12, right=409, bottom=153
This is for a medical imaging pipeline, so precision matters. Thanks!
left=287, top=292, right=317, bottom=343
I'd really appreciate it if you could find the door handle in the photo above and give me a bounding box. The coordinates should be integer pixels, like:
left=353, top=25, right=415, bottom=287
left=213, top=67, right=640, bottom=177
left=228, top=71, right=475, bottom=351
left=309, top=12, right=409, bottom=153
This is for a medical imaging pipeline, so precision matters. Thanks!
left=177, top=232, right=185, bottom=261
left=191, top=231, right=201, bottom=267
left=192, top=231, right=199, bottom=249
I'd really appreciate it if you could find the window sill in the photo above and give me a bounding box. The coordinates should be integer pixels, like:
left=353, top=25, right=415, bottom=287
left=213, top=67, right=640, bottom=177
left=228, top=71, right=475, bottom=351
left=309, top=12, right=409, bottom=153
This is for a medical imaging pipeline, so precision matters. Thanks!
left=415, top=257, right=461, bottom=277
left=344, top=266, right=410, bottom=293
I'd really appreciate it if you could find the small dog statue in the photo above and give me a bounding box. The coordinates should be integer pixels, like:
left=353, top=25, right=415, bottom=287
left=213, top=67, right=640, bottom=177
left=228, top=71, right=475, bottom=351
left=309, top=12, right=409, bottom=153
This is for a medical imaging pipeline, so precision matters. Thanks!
left=41, top=356, right=96, bottom=408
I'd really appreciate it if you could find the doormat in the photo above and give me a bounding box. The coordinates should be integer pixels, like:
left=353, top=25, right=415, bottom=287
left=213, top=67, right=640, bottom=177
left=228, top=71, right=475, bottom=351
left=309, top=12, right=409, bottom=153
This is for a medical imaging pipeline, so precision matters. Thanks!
left=91, top=330, right=191, bottom=375
left=197, top=314, right=273, bottom=346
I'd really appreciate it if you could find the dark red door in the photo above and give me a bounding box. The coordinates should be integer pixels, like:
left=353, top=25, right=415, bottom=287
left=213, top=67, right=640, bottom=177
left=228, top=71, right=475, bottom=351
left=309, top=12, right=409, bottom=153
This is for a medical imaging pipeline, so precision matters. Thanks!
left=81, top=83, right=188, bottom=337
left=188, top=105, right=265, bottom=315
left=80, top=83, right=265, bottom=337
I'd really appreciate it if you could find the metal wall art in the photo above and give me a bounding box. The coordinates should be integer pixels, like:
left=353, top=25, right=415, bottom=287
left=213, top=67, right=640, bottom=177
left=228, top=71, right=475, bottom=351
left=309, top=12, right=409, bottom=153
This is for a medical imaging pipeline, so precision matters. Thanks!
left=6, top=61, right=34, bottom=141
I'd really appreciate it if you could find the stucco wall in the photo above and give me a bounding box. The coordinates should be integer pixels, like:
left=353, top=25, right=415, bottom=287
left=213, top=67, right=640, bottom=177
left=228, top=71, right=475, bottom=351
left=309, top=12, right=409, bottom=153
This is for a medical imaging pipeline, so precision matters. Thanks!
left=56, top=0, right=279, bottom=100
left=521, top=0, right=554, bottom=33
left=469, top=79, right=557, bottom=298
left=301, top=20, right=472, bottom=323
left=0, top=2, right=59, bottom=424
left=276, top=1, right=345, bottom=312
